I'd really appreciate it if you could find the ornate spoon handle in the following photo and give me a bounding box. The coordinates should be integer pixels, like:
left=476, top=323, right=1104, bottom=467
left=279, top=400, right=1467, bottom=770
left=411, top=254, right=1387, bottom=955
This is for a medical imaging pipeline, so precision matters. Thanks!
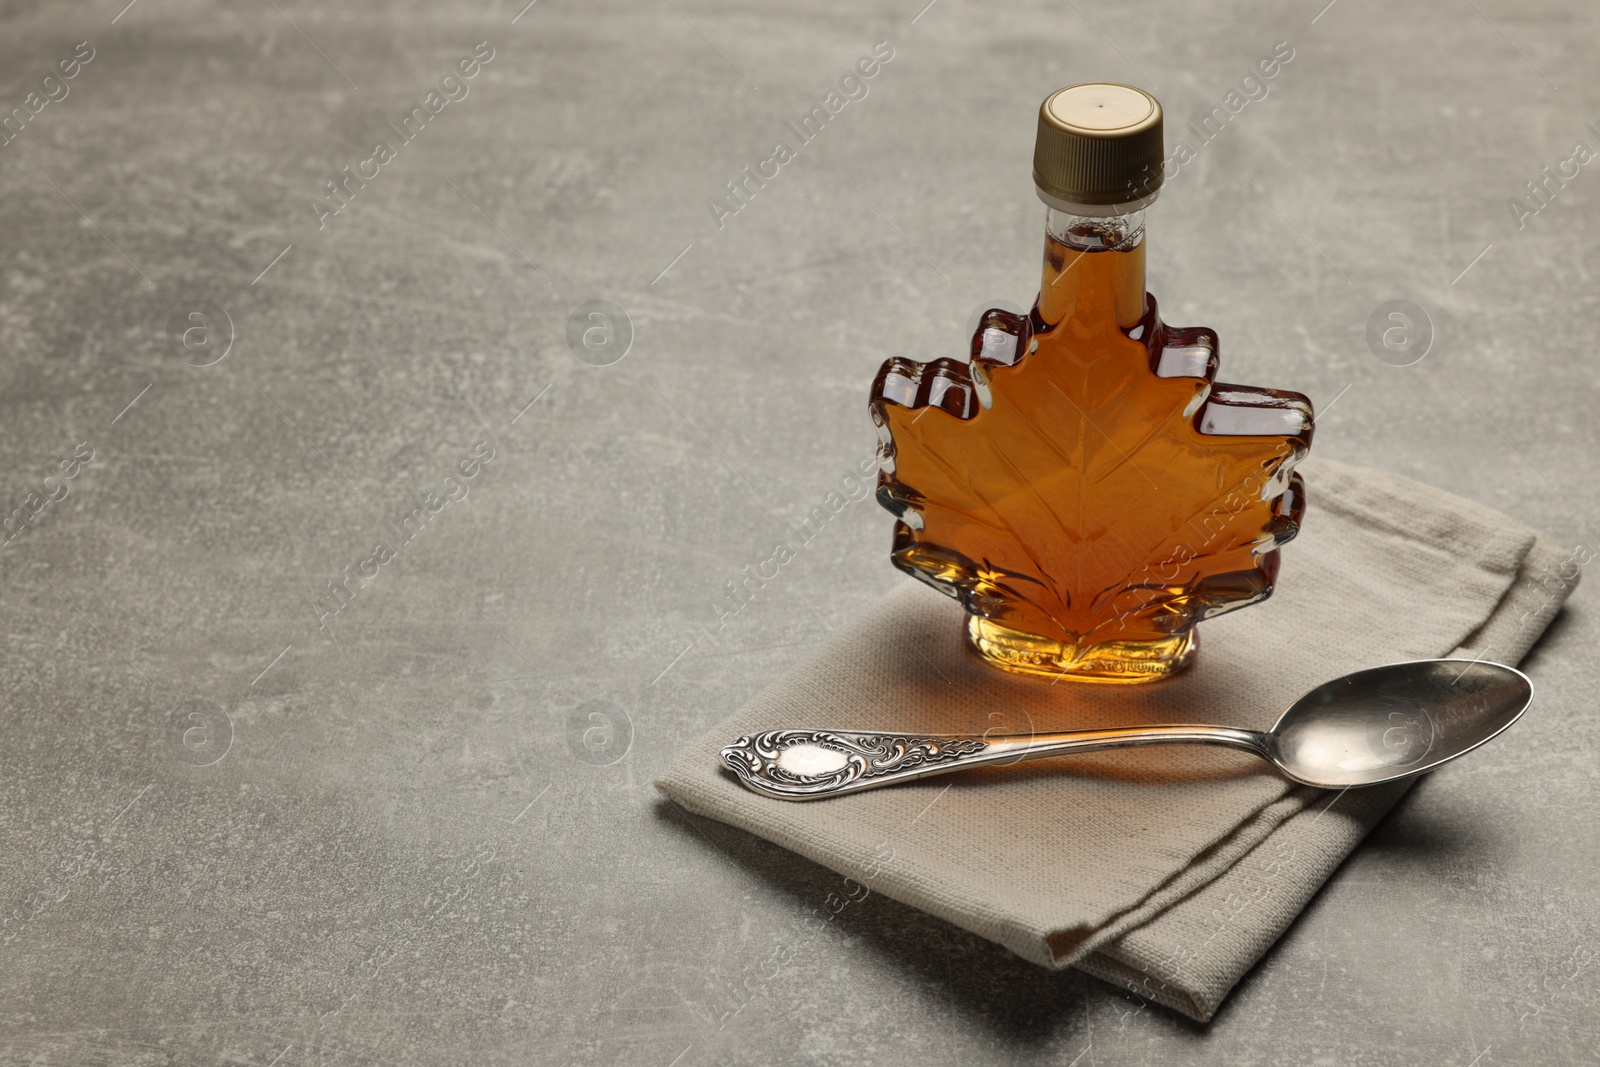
left=720, top=725, right=1271, bottom=801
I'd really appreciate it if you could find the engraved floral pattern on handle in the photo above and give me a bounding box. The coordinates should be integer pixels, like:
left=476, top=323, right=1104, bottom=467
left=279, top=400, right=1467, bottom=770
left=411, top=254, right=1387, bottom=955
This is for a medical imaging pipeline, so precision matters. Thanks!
left=720, top=730, right=988, bottom=799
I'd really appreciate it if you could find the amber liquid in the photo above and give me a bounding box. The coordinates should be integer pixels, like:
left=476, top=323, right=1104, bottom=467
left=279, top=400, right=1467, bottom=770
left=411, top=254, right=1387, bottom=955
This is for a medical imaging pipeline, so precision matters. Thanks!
left=871, top=224, right=1310, bottom=682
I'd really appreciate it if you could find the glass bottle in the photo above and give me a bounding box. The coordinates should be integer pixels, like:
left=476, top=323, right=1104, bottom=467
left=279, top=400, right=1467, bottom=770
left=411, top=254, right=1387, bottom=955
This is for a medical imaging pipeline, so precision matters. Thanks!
left=869, top=83, right=1312, bottom=683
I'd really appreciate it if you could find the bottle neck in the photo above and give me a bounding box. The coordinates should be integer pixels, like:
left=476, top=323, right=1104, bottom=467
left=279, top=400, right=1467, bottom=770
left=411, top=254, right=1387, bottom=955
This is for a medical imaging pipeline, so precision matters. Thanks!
left=1037, top=207, right=1147, bottom=333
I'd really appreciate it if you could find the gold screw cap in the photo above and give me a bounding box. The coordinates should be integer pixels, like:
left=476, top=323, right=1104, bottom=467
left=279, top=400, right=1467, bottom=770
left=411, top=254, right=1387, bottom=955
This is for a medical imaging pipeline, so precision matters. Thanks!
left=1032, top=83, right=1164, bottom=214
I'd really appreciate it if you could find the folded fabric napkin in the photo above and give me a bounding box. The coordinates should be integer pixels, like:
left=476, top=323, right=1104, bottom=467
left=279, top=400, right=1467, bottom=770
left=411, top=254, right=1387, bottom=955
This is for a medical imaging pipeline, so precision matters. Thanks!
left=655, top=457, right=1578, bottom=1021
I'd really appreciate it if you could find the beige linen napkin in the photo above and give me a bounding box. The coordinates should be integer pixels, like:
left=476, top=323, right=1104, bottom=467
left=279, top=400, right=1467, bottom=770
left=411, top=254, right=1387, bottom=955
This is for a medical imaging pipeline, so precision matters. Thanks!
left=656, top=458, right=1578, bottom=1021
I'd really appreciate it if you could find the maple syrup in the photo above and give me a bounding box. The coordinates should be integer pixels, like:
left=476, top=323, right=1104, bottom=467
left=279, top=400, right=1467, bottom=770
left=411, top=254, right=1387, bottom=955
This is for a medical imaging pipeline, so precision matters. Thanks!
left=870, top=84, right=1312, bottom=682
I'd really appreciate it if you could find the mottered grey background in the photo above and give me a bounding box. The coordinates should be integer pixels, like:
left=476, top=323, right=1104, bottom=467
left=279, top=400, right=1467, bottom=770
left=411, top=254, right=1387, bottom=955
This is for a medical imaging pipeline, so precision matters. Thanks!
left=0, top=0, right=1596, bottom=1064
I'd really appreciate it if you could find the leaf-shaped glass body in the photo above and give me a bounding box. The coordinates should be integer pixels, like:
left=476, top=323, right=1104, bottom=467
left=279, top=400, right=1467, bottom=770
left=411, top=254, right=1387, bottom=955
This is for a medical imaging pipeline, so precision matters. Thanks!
left=870, top=210, right=1313, bottom=682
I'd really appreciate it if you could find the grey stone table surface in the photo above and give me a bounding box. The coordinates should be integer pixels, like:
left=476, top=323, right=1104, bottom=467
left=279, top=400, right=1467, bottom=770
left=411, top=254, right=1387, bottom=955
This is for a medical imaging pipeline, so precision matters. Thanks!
left=0, top=0, right=1596, bottom=1063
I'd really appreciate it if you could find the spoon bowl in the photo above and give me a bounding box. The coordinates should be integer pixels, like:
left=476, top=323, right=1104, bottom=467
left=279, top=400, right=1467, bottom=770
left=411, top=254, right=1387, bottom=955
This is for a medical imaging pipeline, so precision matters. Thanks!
left=1267, top=659, right=1532, bottom=788
left=721, top=659, right=1534, bottom=801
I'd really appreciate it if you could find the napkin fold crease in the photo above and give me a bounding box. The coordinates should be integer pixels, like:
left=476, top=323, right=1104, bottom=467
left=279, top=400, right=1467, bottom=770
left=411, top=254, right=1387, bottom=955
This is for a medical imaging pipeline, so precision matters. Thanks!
left=656, top=458, right=1578, bottom=1021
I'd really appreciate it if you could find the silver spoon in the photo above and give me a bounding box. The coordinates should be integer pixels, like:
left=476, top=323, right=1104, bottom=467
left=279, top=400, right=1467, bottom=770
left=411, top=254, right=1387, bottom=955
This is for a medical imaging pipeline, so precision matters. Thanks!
left=720, top=659, right=1532, bottom=800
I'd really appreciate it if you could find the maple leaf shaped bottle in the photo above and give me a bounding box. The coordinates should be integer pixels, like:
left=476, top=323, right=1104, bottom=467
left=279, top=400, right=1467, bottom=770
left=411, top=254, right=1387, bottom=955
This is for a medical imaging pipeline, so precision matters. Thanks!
left=870, top=83, right=1312, bottom=683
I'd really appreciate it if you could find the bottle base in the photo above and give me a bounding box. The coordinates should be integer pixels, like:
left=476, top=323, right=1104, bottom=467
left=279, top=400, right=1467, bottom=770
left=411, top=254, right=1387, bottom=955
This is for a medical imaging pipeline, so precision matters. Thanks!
left=966, top=617, right=1196, bottom=684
